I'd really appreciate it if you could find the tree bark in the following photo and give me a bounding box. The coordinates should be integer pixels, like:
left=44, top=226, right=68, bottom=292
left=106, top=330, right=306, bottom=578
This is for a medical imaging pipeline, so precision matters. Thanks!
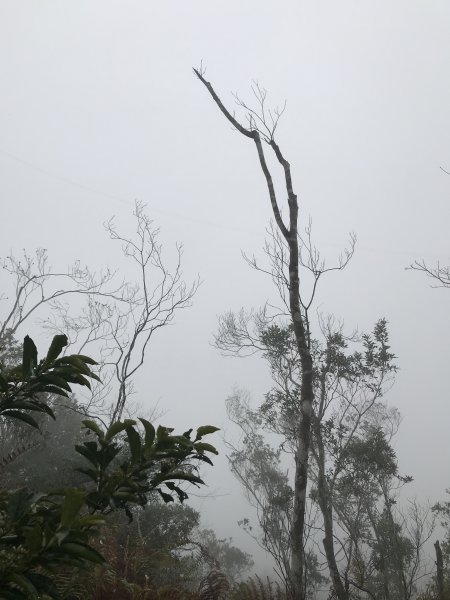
left=434, top=540, right=444, bottom=600
left=194, top=69, right=314, bottom=600
left=314, top=420, right=348, bottom=600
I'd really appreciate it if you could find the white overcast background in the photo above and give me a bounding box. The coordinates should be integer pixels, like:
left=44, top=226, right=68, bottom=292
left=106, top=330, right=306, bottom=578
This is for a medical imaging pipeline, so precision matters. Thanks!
left=1, top=1, right=450, bottom=572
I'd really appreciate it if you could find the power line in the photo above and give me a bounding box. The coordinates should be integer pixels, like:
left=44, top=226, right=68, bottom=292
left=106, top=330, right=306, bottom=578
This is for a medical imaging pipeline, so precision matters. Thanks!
left=0, top=147, right=261, bottom=235
left=0, top=147, right=447, bottom=261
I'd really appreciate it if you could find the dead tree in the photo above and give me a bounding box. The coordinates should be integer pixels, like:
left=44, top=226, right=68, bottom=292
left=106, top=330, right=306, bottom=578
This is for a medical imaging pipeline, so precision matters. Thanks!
left=103, top=202, right=198, bottom=421
left=0, top=201, right=198, bottom=421
left=194, top=67, right=317, bottom=600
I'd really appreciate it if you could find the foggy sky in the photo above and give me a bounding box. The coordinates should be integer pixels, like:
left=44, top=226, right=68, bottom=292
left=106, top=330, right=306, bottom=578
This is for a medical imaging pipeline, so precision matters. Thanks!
left=1, top=0, right=450, bottom=572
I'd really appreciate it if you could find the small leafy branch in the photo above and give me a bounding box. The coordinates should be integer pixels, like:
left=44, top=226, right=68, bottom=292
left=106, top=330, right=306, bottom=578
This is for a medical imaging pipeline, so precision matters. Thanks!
left=77, top=418, right=219, bottom=514
left=0, top=333, right=99, bottom=429
left=0, top=335, right=218, bottom=599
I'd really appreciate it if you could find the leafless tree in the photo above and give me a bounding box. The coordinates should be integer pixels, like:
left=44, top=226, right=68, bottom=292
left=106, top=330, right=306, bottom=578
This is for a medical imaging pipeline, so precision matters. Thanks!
left=0, top=201, right=199, bottom=421
left=0, top=248, right=123, bottom=342
left=194, top=65, right=354, bottom=599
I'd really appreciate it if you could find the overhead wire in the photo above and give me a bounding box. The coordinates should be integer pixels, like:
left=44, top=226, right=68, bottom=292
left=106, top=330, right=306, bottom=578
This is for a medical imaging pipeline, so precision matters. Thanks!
left=0, top=147, right=447, bottom=262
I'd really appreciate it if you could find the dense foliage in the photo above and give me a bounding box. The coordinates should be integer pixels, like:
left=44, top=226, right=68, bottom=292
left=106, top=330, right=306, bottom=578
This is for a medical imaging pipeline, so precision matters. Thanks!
left=0, top=334, right=219, bottom=599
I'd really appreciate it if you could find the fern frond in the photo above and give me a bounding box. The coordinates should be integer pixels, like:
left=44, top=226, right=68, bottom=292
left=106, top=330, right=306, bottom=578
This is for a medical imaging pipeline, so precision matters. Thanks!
left=229, top=576, right=286, bottom=600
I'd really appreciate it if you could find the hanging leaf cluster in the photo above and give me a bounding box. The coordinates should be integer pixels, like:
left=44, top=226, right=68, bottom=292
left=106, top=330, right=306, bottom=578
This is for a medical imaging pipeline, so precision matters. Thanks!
left=0, top=334, right=99, bottom=428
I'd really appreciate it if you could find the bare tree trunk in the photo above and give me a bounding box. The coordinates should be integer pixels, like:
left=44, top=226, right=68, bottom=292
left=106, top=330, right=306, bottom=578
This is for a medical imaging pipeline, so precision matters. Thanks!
left=314, top=420, right=348, bottom=600
left=434, top=540, right=444, bottom=600
left=194, top=68, right=314, bottom=600
left=365, top=504, right=391, bottom=600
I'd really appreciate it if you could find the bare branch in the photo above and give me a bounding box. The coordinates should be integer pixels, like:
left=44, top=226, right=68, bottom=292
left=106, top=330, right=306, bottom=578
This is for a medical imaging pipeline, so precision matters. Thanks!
left=407, top=259, right=450, bottom=288
left=194, top=67, right=289, bottom=239
left=1, top=201, right=198, bottom=422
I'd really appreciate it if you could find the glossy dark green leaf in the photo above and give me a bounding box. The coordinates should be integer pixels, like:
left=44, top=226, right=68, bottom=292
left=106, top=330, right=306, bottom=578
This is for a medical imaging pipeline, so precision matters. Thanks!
left=44, top=334, right=68, bottom=364
left=51, top=370, right=92, bottom=389
left=158, top=490, right=174, bottom=503
left=0, top=372, right=8, bottom=391
left=126, top=425, right=142, bottom=462
left=194, top=441, right=219, bottom=455
left=54, top=355, right=90, bottom=372
left=72, top=354, right=98, bottom=365
left=105, top=419, right=136, bottom=441
left=0, top=409, right=39, bottom=428
left=86, top=371, right=101, bottom=383
left=139, top=418, right=155, bottom=454
left=82, top=419, right=103, bottom=438
left=159, top=471, right=204, bottom=486
left=156, top=425, right=173, bottom=440
left=194, top=425, right=220, bottom=441
left=22, top=335, right=38, bottom=378
left=64, top=372, right=92, bottom=390
left=39, top=384, right=70, bottom=398
left=75, top=443, right=100, bottom=467
left=31, top=373, right=72, bottom=392
left=59, top=541, right=105, bottom=564
left=193, top=453, right=214, bottom=466
left=97, top=443, right=121, bottom=469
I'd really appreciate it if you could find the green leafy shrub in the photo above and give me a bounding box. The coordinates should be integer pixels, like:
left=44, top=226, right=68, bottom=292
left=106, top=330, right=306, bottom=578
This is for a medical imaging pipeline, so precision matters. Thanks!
left=0, top=334, right=218, bottom=599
